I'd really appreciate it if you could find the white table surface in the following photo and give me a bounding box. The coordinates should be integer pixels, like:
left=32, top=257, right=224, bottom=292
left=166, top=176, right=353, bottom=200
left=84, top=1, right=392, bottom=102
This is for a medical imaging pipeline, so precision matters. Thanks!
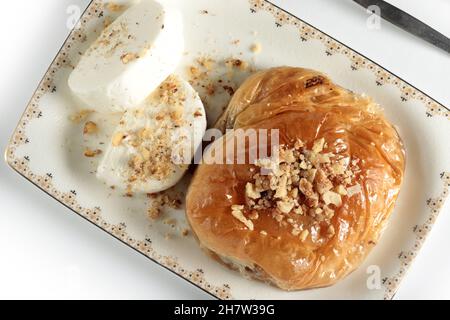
left=0, top=0, right=449, bottom=300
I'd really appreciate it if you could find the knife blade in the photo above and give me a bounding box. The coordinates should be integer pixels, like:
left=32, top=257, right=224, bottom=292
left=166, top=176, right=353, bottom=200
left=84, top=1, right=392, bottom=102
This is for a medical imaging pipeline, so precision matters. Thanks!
left=353, top=0, right=450, bottom=54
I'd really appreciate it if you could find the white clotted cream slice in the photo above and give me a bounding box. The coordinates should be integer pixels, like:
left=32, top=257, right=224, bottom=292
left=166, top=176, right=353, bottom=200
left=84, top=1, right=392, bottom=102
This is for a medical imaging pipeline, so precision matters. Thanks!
left=97, top=75, right=207, bottom=194
left=69, top=0, right=184, bottom=112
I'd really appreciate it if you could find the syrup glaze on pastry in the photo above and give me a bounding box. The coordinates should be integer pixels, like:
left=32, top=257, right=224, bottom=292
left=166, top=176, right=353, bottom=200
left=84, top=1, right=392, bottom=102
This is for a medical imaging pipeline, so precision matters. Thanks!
left=186, top=67, right=405, bottom=290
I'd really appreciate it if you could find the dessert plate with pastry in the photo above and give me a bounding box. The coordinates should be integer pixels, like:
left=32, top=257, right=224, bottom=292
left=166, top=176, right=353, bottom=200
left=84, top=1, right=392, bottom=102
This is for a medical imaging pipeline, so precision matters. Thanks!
left=5, top=0, right=450, bottom=300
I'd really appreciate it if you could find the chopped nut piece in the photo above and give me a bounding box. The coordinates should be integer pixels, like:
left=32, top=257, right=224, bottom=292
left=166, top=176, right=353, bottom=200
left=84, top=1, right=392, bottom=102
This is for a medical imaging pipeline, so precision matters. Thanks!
left=323, top=205, right=335, bottom=219
left=231, top=205, right=254, bottom=230
left=225, top=58, right=248, bottom=70
left=335, top=185, right=348, bottom=196
left=120, top=52, right=138, bottom=64
left=246, top=182, right=261, bottom=200
left=294, top=139, right=304, bottom=149
left=83, top=121, right=98, bottom=135
left=103, top=17, right=112, bottom=29
left=299, top=178, right=315, bottom=198
left=235, top=139, right=356, bottom=238
left=106, top=2, right=125, bottom=12
left=308, top=152, right=319, bottom=167
left=206, top=83, right=216, bottom=96
left=305, top=194, right=319, bottom=208
left=347, top=184, right=362, bottom=197
left=299, top=161, right=308, bottom=170
left=164, top=218, right=177, bottom=226
left=84, top=148, right=102, bottom=157
left=250, top=43, right=262, bottom=54
left=274, top=213, right=284, bottom=222
left=312, top=138, right=325, bottom=153
left=248, top=211, right=259, bottom=220
left=194, top=110, right=203, bottom=117
left=260, top=230, right=268, bottom=236
left=315, top=169, right=333, bottom=194
left=112, top=132, right=126, bottom=146
left=141, top=147, right=151, bottom=160
left=280, top=148, right=295, bottom=163
left=317, top=153, right=331, bottom=164
left=146, top=189, right=183, bottom=221
left=148, top=203, right=161, bottom=220
left=274, top=175, right=288, bottom=198
left=289, top=188, right=298, bottom=199
left=299, top=229, right=309, bottom=242
left=277, top=199, right=294, bottom=214
left=305, top=168, right=317, bottom=183
left=322, top=191, right=342, bottom=207
left=223, top=85, right=235, bottom=96
left=189, top=66, right=200, bottom=77
left=70, top=109, right=93, bottom=123
left=327, top=225, right=336, bottom=237
left=197, top=57, right=215, bottom=70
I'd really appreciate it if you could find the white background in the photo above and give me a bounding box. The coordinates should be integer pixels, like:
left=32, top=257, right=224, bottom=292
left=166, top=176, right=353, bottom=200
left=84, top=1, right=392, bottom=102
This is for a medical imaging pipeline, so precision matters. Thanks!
left=0, top=0, right=449, bottom=299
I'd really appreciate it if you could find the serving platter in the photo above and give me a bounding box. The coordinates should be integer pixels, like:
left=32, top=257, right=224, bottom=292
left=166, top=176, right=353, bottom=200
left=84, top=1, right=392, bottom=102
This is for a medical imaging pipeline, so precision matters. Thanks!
left=5, top=0, right=450, bottom=300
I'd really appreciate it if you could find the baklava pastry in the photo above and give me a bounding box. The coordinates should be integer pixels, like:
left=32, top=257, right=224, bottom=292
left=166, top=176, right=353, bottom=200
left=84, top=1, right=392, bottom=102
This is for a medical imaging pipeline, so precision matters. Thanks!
left=186, top=67, right=405, bottom=290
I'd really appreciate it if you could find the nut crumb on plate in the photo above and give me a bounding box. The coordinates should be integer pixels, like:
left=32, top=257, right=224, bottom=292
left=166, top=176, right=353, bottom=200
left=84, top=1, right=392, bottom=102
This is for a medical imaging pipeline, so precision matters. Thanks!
left=70, top=110, right=93, bottom=123
left=83, top=121, right=98, bottom=135
left=231, top=137, right=361, bottom=244
left=120, top=52, right=139, bottom=64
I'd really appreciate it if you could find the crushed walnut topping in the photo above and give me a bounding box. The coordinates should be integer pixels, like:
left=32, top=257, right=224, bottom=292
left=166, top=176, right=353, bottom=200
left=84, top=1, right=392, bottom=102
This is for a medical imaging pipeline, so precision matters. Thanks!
left=197, top=57, right=215, bottom=70
left=150, top=75, right=187, bottom=109
left=105, top=2, right=125, bottom=12
left=88, top=21, right=129, bottom=58
left=84, top=148, right=102, bottom=158
left=225, top=58, right=249, bottom=71
left=193, top=110, right=204, bottom=117
left=112, top=132, right=126, bottom=146
left=185, top=55, right=254, bottom=111
left=114, top=76, right=189, bottom=184
left=120, top=52, right=138, bottom=64
left=299, top=229, right=309, bottom=242
left=232, top=138, right=361, bottom=242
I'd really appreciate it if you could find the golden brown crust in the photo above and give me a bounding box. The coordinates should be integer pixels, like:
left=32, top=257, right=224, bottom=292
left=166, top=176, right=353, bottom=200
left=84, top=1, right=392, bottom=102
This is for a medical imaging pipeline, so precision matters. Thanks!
left=187, top=67, right=405, bottom=290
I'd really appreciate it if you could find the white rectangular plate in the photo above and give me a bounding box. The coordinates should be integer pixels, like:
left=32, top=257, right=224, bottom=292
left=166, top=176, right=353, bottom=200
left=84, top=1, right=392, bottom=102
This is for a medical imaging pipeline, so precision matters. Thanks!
left=5, top=0, right=450, bottom=300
